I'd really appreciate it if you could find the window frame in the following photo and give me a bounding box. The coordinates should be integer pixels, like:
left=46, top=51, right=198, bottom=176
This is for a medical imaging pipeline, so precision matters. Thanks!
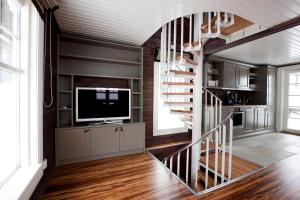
left=153, top=62, right=188, bottom=136
left=0, top=0, right=45, bottom=199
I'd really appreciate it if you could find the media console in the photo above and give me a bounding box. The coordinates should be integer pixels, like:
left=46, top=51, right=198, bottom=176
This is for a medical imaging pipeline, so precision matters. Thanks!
left=56, top=123, right=145, bottom=165
left=56, top=35, right=144, bottom=166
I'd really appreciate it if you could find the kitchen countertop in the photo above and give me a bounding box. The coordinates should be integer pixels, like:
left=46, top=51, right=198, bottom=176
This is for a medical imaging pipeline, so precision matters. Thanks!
left=222, top=105, right=268, bottom=108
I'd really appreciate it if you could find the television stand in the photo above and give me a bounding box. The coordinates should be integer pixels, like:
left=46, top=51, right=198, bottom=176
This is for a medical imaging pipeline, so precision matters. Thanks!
left=89, top=120, right=123, bottom=126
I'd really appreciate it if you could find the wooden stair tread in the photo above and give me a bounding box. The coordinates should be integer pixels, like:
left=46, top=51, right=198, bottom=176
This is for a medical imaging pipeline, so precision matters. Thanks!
left=176, top=55, right=198, bottom=66
left=183, top=41, right=201, bottom=48
left=170, top=109, right=192, bottom=114
left=199, top=152, right=262, bottom=179
left=162, top=82, right=194, bottom=86
left=165, top=102, right=193, bottom=105
left=162, top=92, right=193, bottom=95
left=198, top=167, right=215, bottom=188
left=169, top=70, right=195, bottom=76
left=221, top=16, right=253, bottom=35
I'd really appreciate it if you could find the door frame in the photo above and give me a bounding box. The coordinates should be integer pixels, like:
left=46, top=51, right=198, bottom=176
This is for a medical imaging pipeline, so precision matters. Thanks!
left=278, top=65, right=300, bottom=135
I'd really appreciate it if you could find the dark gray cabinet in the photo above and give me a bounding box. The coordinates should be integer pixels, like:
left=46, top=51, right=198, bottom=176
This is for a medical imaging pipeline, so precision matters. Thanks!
left=236, top=66, right=249, bottom=88
left=266, top=109, right=276, bottom=129
left=223, top=62, right=249, bottom=89
left=267, top=67, right=276, bottom=107
left=256, top=108, right=266, bottom=130
left=223, top=62, right=237, bottom=88
left=244, top=108, right=255, bottom=131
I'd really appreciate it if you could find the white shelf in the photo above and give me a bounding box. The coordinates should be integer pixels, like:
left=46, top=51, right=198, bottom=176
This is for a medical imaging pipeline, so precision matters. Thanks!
left=60, top=54, right=142, bottom=67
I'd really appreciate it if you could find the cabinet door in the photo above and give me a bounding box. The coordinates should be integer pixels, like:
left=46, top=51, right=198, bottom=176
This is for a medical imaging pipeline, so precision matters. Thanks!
left=256, top=108, right=266, bottom=130
left=267, top=68, right=276, bottom=107
left=237, top=66, right=249, bottom=88
left=244, top=108, right=255, bottom=131
left=223, top=63, right=236, bottom=88
left=91, top=126, right=120, bottom=155
left=266, top=110, right=276, bottom=129
left=56, top=128, right=91, bottom=161
left=120, top=124, right=145, bottom=151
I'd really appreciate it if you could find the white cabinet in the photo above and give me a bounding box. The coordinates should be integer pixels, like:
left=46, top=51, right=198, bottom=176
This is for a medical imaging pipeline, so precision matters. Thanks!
left=120, top=124, right=145, bottom=151
left=56, top=128, right=91, bottom=161
left=91, top=126, right=120, bottom=155
left=56, top=123, right=145, bottom=165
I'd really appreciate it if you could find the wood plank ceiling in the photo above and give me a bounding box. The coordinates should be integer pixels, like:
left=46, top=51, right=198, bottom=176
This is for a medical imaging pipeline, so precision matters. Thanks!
left=55, top=0, right=300, bottom=46
left=213, top=26, right=300, bottom=66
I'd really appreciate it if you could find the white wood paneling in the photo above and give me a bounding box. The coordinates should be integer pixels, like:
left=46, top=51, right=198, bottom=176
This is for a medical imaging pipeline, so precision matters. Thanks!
left=55, top=0, right=300, bottom=46
left=214, top=26, right=300, bottom=66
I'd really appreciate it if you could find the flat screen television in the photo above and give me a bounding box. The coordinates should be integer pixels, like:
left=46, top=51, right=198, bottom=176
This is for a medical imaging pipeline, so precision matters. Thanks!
left=75, top=87, right=131, bottom=122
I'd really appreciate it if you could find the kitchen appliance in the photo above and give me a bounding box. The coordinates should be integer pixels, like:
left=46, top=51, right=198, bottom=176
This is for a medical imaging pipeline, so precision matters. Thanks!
left=232, top=110, right=244, bottom=129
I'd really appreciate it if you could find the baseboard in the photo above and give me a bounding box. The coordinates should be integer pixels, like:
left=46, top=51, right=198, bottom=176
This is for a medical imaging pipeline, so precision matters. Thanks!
left=56, top=148, right=145, bottom=166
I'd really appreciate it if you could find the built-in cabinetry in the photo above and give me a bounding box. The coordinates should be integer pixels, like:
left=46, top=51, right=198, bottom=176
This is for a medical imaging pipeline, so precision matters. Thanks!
left=57, top=34, right=143, bottom=127
left=56, top=123, right=145, bottom=165
left=56, top=35, right=145, bottom=165
left=205, top=59, right=251, bottom=90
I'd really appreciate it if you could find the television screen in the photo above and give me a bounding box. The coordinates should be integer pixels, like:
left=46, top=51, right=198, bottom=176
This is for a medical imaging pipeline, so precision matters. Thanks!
left=76, top=87, right=131, bottom=122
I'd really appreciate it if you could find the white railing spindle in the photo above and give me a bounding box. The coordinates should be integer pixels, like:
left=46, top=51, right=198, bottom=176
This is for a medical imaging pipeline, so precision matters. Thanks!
left=167, top=22, right=171, bottom=72
left=205, top=137, right=209, bottom=189
left=228, top=118, right=233, bottom=180
left=173, top=19, right=177, bottom=64
left=170, top=156, right=173, bottom=172
left=214, top=130, right=219, bottom=186
left=186, top=148, right=189, bottom=183
left=177, top=153, right=181, bottom=176
left=221, top=124, right=226, bottom=183
left=180, top=17, right=184, bottom=61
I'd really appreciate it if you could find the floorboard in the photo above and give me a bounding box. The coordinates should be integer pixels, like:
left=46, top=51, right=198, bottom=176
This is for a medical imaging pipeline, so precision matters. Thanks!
left=42, top=152, right=300, bottom=200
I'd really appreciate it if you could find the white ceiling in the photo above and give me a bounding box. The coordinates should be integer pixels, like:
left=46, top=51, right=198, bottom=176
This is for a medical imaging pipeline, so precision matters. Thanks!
left=214, top=25, right=300, bottom=66
left=55, top=0, right=300, bottom=46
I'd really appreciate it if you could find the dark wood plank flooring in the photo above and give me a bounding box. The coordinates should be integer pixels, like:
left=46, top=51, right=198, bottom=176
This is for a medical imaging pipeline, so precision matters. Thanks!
left=42, top=153, right=300, bottom=200
left=42, top=153, right=192, bottom=200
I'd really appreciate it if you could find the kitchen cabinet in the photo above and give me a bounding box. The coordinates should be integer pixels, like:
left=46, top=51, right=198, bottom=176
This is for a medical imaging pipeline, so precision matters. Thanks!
left=236, top=66, right=249, bottom=88
left=255, top=108, right=266, bottom=130
left=244, top=108, right=255, bottom=131
left=223, top=62, right=237, bottom=88
left=222, top=62, right=249, bottom=89
left=56, top=128, right=91, bottom=161
left=267, top=67, right=276, bottom=107
left=266, top=109, right=276, bottom=129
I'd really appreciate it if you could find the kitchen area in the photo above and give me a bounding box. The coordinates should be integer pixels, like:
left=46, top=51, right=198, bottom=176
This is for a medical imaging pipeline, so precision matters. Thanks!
left=203, top=58, right=276, bottom=139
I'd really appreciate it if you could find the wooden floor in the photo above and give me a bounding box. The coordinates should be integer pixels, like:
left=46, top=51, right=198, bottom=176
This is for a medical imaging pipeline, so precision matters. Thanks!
left=42, top=153, right=300, bottom=200
left=199, top=152, right=262, bottom=179
left=42, top=153, right=192, bottom=200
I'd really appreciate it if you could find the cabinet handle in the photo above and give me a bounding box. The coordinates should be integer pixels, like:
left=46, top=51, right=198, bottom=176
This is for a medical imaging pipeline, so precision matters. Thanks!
left=84, top=129, right=89, bottom=133
left=120, top=127, right=124, bottom=132
left=115, top=127, right=119, bottom=132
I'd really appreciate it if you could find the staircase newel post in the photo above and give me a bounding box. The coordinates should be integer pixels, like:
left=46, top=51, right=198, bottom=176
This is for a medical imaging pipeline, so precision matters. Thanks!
left=191, top=13, right=203, bottom=187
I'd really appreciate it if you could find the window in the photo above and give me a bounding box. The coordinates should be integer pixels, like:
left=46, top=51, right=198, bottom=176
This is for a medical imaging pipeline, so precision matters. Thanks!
left=0, top=0, right=20, bottom=187
left=0, top=0, right=44, bottom=198
left=286, top=71, right=300, bottom=131
left=153, top=62, right=188, bottom=135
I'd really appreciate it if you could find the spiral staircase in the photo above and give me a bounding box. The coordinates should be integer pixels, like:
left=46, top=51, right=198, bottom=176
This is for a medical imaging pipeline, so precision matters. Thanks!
left=159, top=12, right=236, bottom=195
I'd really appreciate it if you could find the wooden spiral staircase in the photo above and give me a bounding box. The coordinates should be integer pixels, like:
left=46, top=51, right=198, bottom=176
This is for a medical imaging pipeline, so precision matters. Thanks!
left=158, top=12, right=254, bottom=194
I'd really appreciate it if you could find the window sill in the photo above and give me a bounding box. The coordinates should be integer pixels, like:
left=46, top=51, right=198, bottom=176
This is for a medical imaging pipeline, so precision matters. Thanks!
left=0, top=164, right=43, bottom=200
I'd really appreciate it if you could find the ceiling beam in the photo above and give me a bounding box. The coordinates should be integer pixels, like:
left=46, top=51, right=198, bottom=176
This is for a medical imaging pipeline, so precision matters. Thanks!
left=203, top=15, right=300, bottom=55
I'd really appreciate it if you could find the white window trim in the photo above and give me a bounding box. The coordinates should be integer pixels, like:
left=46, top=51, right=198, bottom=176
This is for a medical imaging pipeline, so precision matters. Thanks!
left=0, top=0, right=44, bottom=199
left=277, top=64, right=300, bottom=134
left=153, top=62, right=188, bottom=136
